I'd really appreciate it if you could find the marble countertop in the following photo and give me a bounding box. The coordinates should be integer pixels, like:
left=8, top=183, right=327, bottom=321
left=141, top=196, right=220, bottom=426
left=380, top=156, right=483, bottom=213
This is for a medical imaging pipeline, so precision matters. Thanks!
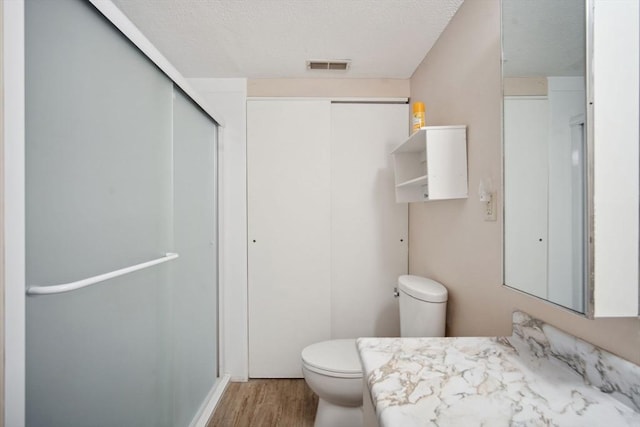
left=357, top=312, right=640, bottom=427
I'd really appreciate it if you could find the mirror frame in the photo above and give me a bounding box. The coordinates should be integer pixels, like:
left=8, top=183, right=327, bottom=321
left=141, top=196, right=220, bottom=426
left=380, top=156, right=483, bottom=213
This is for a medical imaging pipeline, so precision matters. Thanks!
left=585, top=0, right=595, bottom=318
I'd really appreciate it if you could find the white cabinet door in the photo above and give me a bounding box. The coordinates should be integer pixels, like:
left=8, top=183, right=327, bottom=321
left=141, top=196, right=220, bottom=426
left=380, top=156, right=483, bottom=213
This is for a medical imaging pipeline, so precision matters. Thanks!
left=330, top=103, right=408, bottom=338
left=247, top=100, right=332, bottom=378
left=593, top=0, right=639, bottom=317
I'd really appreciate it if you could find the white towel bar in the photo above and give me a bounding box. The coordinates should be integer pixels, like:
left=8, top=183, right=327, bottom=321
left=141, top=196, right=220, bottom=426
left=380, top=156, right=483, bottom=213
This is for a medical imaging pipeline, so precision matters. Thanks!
left=26, top=252, right=179, bottom=296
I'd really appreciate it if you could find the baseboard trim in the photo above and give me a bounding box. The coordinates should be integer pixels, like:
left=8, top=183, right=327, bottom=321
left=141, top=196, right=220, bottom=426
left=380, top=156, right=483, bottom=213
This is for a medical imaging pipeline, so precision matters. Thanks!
left=189, top=374, right=231, bottom=427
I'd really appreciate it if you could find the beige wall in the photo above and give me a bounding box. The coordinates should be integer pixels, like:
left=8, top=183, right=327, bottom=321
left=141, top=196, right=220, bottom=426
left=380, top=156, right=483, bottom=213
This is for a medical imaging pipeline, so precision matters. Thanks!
left=409, top=0, right=640, bottom=364
left=503, top=77, right=547, bottom=96
left=247, top=78, right=410, bottom=98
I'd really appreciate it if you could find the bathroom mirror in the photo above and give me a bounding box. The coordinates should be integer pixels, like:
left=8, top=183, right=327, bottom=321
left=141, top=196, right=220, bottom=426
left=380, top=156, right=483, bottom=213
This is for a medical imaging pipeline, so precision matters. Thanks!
left=502, top=0, right=588, bottom=313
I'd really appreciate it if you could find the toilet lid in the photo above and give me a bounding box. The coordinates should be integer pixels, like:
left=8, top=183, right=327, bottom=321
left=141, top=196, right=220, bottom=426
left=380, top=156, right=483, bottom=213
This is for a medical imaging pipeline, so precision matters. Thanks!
left=301, top=339, right=362, bottom=378
left=398, top=275, right=448, bottom=303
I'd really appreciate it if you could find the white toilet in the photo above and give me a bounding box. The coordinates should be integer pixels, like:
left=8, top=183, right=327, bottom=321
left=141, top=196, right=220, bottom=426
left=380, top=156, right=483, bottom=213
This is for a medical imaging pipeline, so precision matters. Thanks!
left=301, top=275, right=448, bottom=427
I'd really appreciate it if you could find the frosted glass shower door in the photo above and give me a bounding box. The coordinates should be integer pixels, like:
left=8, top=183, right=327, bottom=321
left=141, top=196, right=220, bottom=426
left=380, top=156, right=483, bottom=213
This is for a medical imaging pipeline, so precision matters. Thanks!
left=171, top=89, right=218, bottom=427
left=25, top=1, right=220, bottom=425
left=25, top=0, right=172, bottom=426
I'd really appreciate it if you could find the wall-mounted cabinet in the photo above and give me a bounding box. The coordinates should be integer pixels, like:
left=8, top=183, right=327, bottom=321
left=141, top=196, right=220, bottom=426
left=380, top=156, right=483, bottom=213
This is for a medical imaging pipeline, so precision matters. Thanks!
left=592, top=0, right=639, bottom=317
left=391, top=126, right=468, bottom=203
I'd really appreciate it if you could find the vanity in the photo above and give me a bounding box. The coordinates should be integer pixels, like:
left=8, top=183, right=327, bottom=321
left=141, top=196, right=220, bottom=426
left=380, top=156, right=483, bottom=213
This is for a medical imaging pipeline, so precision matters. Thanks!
left=358, top=311, right=640, bottom=426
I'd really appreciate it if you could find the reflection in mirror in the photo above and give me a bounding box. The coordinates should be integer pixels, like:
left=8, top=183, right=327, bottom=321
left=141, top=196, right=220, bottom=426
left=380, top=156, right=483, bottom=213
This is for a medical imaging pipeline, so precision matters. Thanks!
left=502, top=0, right=587, bottom=313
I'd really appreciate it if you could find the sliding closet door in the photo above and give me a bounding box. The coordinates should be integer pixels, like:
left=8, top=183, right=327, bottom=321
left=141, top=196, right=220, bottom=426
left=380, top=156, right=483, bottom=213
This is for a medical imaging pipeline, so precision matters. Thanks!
left=247, top=100, right=332, bottom=377
left=330, top=103, right=409, bottom=338
left=171, top=89, right=218, bottom=426
left=247, top=101, right=409, bottom=376
left=25, top=0, right=173, bottom=425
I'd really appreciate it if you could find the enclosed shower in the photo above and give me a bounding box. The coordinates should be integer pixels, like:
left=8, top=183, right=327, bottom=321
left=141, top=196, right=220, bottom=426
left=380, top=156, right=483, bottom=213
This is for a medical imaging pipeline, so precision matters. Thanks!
left=20, top=0, right=220, bottom=425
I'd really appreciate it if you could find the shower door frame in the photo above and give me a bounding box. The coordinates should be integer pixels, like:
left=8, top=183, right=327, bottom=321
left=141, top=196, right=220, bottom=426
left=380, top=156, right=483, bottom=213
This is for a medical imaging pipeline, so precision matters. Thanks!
left=2, top=1, right=229, bottom=425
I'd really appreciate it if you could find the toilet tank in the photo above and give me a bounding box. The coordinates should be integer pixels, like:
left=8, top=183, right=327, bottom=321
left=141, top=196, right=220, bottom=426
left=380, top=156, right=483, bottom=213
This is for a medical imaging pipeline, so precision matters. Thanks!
left=398, top=275, right=448, bottom=337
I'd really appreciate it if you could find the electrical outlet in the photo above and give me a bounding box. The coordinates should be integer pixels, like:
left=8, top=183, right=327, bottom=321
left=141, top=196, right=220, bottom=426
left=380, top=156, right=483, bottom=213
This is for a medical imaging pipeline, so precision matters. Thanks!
left=484, top=195, right=497, bottom=221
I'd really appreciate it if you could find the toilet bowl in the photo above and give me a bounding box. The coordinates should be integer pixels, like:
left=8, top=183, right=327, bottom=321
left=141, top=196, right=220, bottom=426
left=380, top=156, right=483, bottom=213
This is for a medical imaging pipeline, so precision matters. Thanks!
left=301, top=339, right=363, bottom=427
left=302, top=275, right=448, bottom=427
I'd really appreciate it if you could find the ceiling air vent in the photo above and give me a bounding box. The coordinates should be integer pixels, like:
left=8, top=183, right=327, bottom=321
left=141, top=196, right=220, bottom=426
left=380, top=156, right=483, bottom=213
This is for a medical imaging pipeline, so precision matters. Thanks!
left=306, top=60, right=351, bottom=71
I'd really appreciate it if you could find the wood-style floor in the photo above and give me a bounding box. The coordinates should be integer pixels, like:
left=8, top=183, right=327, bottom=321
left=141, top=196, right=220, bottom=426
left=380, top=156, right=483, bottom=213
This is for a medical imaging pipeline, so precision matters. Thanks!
left=207, top=379, right=318, bottom=427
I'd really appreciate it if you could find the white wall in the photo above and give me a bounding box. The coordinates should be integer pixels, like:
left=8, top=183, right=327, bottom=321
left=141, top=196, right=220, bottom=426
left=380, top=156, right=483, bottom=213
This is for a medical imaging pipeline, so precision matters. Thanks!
left=188, top=78, right=249, bottom=381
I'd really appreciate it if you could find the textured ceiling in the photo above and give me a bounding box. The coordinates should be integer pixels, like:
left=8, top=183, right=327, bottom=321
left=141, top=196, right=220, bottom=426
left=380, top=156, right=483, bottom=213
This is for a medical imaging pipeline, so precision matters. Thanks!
left=502, top=0, right=585, bottom=77
left=110, top=0, right=464, bottom=78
